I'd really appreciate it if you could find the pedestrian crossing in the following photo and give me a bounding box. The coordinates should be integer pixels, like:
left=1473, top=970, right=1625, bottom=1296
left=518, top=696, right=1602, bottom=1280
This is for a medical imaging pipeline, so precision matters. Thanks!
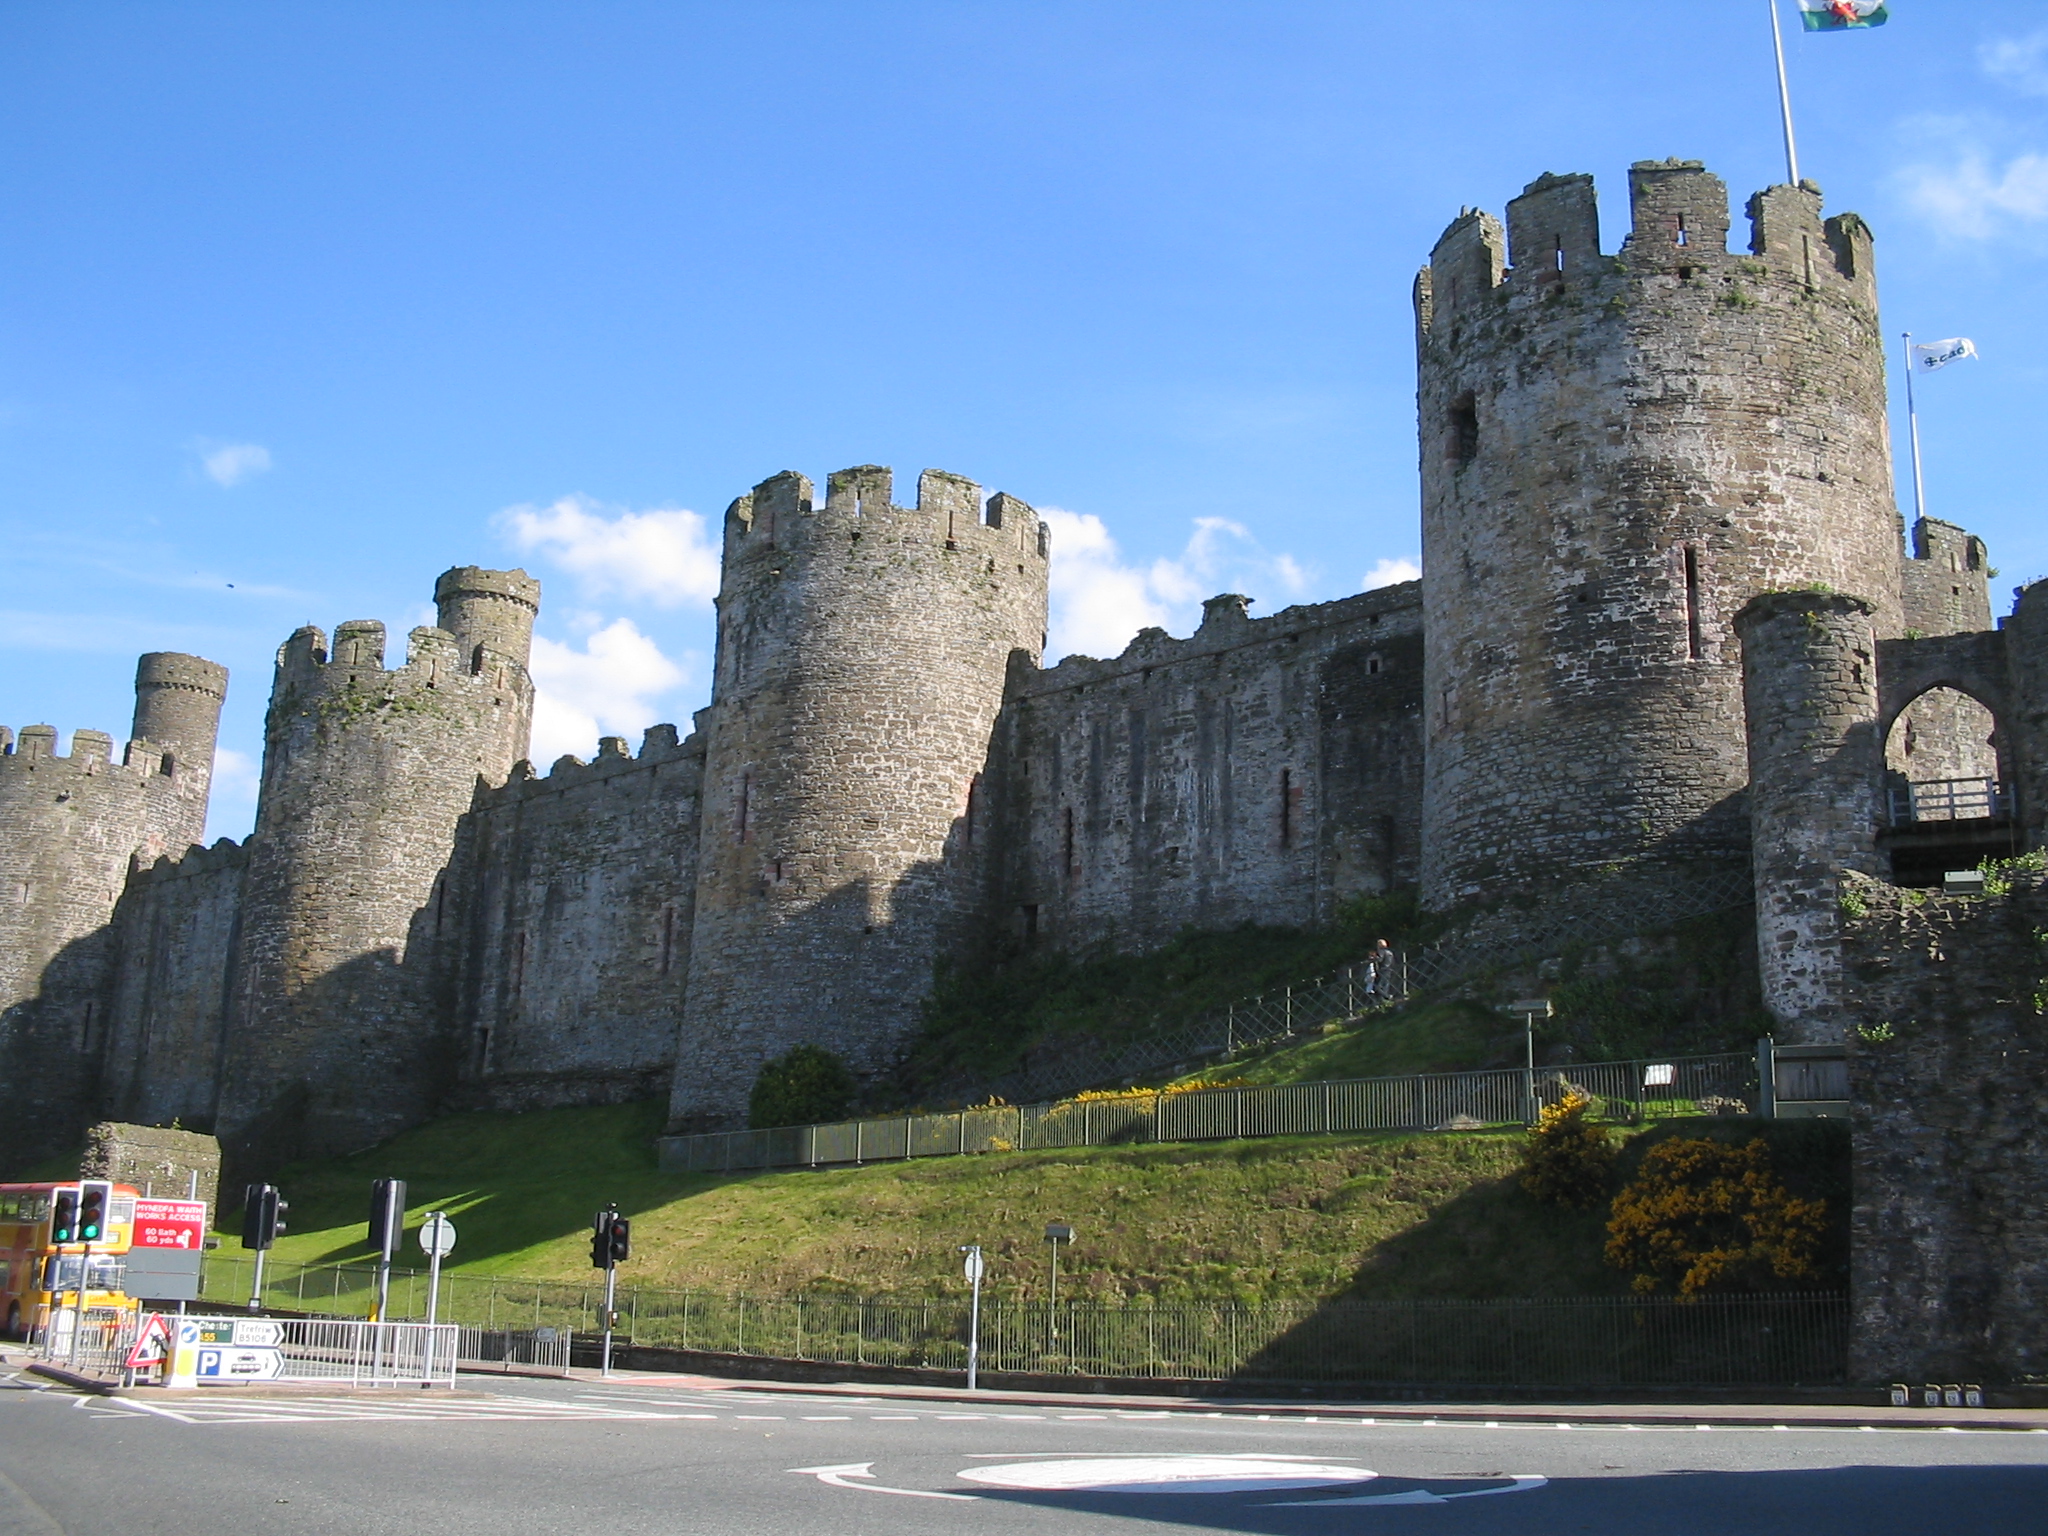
left=110, top=1392, right=695, bottom=1425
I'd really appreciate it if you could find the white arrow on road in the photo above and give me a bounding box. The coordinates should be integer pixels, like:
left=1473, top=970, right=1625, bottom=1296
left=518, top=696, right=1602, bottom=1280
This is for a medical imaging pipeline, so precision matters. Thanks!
left=1267, top=1474, right=1548, bottom=1506
left=788, top=1464, right=978, bottom=1502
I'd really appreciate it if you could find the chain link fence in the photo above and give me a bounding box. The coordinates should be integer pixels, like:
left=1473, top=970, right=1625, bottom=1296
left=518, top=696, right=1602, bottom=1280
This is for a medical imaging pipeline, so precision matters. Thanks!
left=191, top=1254, right=1843, bottom=1388
left=659, top=1050, right=1759, bottom=1174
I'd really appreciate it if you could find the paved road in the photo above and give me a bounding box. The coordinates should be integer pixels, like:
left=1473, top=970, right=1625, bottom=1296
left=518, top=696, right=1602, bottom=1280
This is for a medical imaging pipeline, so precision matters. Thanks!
left=5, top=1367, right=2047, bottom=1535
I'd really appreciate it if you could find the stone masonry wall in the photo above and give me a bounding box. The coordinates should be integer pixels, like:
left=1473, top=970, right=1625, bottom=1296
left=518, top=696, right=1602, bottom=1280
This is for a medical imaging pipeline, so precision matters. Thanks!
left=0, top=652, right=227, bottom=1160
left=96, top=839, right=248, bottom=1132
left=1416, top=161, right=1900, bottom=910
left=80, top=1121, right=222, bottom=1214
left=1891, top=517, right=2001, bottom=786
left=1840, top=868, right=2048, bottom=1384
left=216, top=571, right=537, bottom=1168
left=452, top=724, right=703, bottom=1112
left=990, top=583, right=1424, bottom=954
left=669, top=467, right=1048, bottom=1131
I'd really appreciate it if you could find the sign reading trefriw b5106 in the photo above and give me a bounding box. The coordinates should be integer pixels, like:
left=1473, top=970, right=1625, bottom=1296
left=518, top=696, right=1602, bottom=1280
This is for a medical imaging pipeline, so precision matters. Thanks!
left=132, top=1199, right=207, bottom=1250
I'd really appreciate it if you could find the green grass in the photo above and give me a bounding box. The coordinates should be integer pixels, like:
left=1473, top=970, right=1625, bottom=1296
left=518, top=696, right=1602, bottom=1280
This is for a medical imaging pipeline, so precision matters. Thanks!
left=1190, top=998, right=1519, bottom=1086
left=164, top=1096, right=1845, bottom=1308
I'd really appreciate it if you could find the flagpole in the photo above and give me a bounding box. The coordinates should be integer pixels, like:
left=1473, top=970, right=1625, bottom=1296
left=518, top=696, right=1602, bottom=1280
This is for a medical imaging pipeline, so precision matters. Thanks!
left=1901, top=332, right=1927, bottom=520
left=1770, top=0, right=1802, bottom=187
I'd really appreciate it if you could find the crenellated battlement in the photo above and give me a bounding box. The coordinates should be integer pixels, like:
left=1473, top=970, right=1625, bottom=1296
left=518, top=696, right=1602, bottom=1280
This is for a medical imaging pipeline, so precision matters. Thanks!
left=721, top=464, right=1050, bottom=570
left=0, top=724, right=176, bottom=782
left=482, top=722, right=703, bottom=806
left=1012, top=581, right=1423, bottom=700
left=1417, top=161, right=1879, bottom=342
left=130, top=836, right=248, bottom=884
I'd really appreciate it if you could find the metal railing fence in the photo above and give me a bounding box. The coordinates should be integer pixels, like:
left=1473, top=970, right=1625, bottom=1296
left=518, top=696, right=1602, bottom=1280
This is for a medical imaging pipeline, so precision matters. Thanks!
left=455, top=1324, right=573, bottom=1375
left=971, top=862, right=1755, bottom=1106
left=1885, top=775, right=2009, bottom=825
left=659, top=1051, right=1759, bottom=1175
left=188, top=1257, right=1844, bottom=1387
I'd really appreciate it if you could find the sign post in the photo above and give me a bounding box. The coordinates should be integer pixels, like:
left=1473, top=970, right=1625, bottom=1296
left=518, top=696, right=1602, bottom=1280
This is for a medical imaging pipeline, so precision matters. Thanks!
left=1043, top=1223, right=1073, bottom=1356
left=959, top=1245, right=985, bottom=1391
left=369, top=1179, right=407, bottom=1324
left=417, top=1212, right=456, bottom=1387
left=1501, top=999, right=1553, bottom=1125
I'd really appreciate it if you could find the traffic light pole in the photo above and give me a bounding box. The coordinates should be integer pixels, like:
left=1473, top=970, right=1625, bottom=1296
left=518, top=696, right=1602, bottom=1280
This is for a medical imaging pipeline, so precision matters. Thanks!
left=65, top=1242, right=89, bottom=1367
left=248, top=1247, right=267, bottom=1313
left=601, top=1261, right=618, bottom=1379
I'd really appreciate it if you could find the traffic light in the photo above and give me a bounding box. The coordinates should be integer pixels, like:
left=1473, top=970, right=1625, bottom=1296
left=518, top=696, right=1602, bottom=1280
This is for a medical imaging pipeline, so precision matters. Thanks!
left=608, top=1216, right=631, bottom=1265
left=50, top=1189, right=79, bottom=1244
left=369, top=1178, right=407, bottom=1258
left=77, top=1181, right=112, bottom=1243
left=241, top=1184, right=289, bottom=1250
left=590, top=1206, right=613, bottom=1270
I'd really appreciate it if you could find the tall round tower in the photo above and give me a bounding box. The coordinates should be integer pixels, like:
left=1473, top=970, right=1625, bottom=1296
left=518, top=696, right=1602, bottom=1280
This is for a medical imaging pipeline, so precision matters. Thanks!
left=216, top=568, right=538, bottom=1164
left=670, top=465, right=1049, bottom=1131
left=131, top=651, right=229, bottom=855
left=1415, top=161, right=1900, bottom=908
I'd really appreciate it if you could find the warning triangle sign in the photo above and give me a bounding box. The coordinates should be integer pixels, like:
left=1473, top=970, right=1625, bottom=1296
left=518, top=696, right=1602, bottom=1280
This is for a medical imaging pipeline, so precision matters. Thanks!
left=126, top=1312, right=172, bottom=1369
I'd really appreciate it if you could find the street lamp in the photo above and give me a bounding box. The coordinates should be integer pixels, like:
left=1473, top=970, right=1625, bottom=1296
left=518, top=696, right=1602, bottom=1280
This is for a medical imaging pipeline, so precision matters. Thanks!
left=1044, top=1222, right=1073, bottom=1355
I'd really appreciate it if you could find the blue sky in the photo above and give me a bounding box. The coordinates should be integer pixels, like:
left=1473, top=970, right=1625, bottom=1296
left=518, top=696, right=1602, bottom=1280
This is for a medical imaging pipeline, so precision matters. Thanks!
left=4, top=1, right=2044, bottom=841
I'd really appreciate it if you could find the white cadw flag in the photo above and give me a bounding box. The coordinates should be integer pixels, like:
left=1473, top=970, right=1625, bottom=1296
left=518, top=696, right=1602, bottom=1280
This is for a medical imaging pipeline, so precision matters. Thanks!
left=1911, top=337, right=1978, bottom=372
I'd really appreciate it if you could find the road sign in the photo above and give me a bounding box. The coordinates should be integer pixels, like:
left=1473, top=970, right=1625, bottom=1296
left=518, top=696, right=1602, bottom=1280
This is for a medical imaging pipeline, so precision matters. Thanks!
left=418, top=1212, right=457, bottom=1257
left=963, top=1250, right=985, bottom=1283
left=126, top=1313, right=173, bottom=1369
left=233, top=1318, right=282, bottom=1347
left=132, top=1198, right=208, bottom=1251
left=196, top=1346, right=282, bottom=1381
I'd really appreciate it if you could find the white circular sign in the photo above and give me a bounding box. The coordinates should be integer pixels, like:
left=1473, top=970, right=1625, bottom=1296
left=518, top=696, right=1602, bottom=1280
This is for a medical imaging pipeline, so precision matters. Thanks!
left=963, top=1251, right=985, bottom=1283
left=417, top=1213, right=457, bottom=1257
left=957, top=1458, right=1373, bottom=1494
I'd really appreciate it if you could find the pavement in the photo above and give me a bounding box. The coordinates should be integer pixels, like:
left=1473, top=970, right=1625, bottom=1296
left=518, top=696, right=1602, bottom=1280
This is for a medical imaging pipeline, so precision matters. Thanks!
left=6, top=1347, right=2048, bottom=1535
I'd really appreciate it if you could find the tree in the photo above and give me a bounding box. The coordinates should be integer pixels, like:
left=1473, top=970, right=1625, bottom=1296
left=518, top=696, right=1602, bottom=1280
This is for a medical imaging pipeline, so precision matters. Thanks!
left=748, top=1044, right=856, bottom=1129
left=1604, top=1135, right=1826, bottom=1295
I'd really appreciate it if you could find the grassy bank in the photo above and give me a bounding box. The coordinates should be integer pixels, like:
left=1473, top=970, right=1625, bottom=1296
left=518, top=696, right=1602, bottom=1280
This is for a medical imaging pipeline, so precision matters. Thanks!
left=184, top=1097, right=1845, bottom=1307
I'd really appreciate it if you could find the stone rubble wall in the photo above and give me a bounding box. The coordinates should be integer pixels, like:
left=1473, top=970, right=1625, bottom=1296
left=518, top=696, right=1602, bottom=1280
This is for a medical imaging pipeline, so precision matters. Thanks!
left=990, top=583, right=1425, bottom=955
left=450, top=724, right=704, bottom=1112
left=1840, top=868, right=2048, bottom=1384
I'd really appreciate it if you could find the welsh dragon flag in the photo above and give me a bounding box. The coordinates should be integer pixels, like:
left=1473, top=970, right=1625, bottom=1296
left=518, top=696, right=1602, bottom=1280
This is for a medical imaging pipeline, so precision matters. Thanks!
left=1799, top=0, right=1889, bottom=29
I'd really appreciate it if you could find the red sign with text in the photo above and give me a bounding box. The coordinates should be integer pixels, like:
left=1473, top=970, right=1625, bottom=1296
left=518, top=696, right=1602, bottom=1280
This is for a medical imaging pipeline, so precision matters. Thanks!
left=132, top=1198, right=207, bottom=1251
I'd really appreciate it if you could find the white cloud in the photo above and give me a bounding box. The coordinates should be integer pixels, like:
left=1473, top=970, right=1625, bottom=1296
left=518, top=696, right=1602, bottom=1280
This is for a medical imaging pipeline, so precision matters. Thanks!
left=200, top=442, right=272, bottom=488
left=1041, top=508, right=1314, bottom=662
left=1982, top=31, right=2048, bottom=97
left=1363, top=556, right=1421, bottom=589
left=526, top=617, right=688, bottom=767
left=498, top=494, right=720, bottom=609
left=1896, top=114, right=2048, bottom=238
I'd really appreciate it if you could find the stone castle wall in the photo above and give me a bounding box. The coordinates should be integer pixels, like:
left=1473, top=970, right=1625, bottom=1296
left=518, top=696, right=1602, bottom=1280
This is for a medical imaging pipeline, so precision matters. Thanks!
left=0, top=653, right=226, bottom=1159
left=669, top=467, right=1049, bottom=1130
left=990, top=584, right=1424, bottom=954
left=97, top=838, right=248, bottom=1131
left=1416, top=162, right=1900, bottom=910
left=1840, top=868, right=2048, bottom=1385
left=451, top=723, right=704, bottom=1112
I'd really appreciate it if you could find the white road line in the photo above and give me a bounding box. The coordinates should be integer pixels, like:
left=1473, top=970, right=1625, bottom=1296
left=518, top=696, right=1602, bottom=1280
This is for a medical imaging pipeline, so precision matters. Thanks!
left=870, top=1415, right=920, bottom=1421
left=803, top=1415, right=853, bottom=1421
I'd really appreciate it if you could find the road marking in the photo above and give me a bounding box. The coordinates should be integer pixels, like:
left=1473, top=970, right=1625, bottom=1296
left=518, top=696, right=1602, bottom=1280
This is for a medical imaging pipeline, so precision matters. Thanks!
left=114, top=1393, right=690, bottom=1426
left=736, top=1415, right=785, bottom=1420
left=936, top=1414, right=985, bottom=1420
left=870, top=1415, right=920, bottom=1421
left=960, top=1456, right=1375, bottom=1494
left=804, top=1415, right=852, bottom=1421
left=789, top=1463, right=976, bottom=1502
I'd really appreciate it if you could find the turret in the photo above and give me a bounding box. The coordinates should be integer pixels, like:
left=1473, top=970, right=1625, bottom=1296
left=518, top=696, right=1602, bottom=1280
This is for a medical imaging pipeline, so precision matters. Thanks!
left=1415, top=160, right=1901, bottom=909
left=670, top=465, right=1049, bottom=1130
left=131, top=651, right=228, bottom=853
left=215, top=569, right=539, bottom=1165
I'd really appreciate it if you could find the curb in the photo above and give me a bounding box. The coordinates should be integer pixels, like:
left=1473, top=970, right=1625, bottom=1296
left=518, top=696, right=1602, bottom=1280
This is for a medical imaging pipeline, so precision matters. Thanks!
left=558, top=1362, right=2048, bottom=1432
left=24, top=1363, right=123, bottom=1396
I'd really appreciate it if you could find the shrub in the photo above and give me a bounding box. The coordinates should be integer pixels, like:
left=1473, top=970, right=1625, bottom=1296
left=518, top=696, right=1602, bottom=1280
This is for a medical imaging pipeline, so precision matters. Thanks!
left=747, top=1044, right=856, bottom=1130
left=1604, top=1135, right=1827, bottom=1295
left=1519, top=1090, right=1615, bottom=1209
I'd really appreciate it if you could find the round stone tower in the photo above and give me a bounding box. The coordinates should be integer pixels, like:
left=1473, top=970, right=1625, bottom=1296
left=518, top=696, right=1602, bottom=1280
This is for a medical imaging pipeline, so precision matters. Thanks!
left=1415, top=160, right=1901, bottom=909
left=670, top=465, right=1049, bottom=1130
left=131, top=651, right=229, bottom=855
left=216, top=567, right=538, bottom=1164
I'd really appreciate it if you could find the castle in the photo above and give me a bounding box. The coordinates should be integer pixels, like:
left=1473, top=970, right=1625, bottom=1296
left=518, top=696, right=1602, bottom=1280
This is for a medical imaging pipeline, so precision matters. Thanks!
left=6, top=159, right=2046, bottom=1382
